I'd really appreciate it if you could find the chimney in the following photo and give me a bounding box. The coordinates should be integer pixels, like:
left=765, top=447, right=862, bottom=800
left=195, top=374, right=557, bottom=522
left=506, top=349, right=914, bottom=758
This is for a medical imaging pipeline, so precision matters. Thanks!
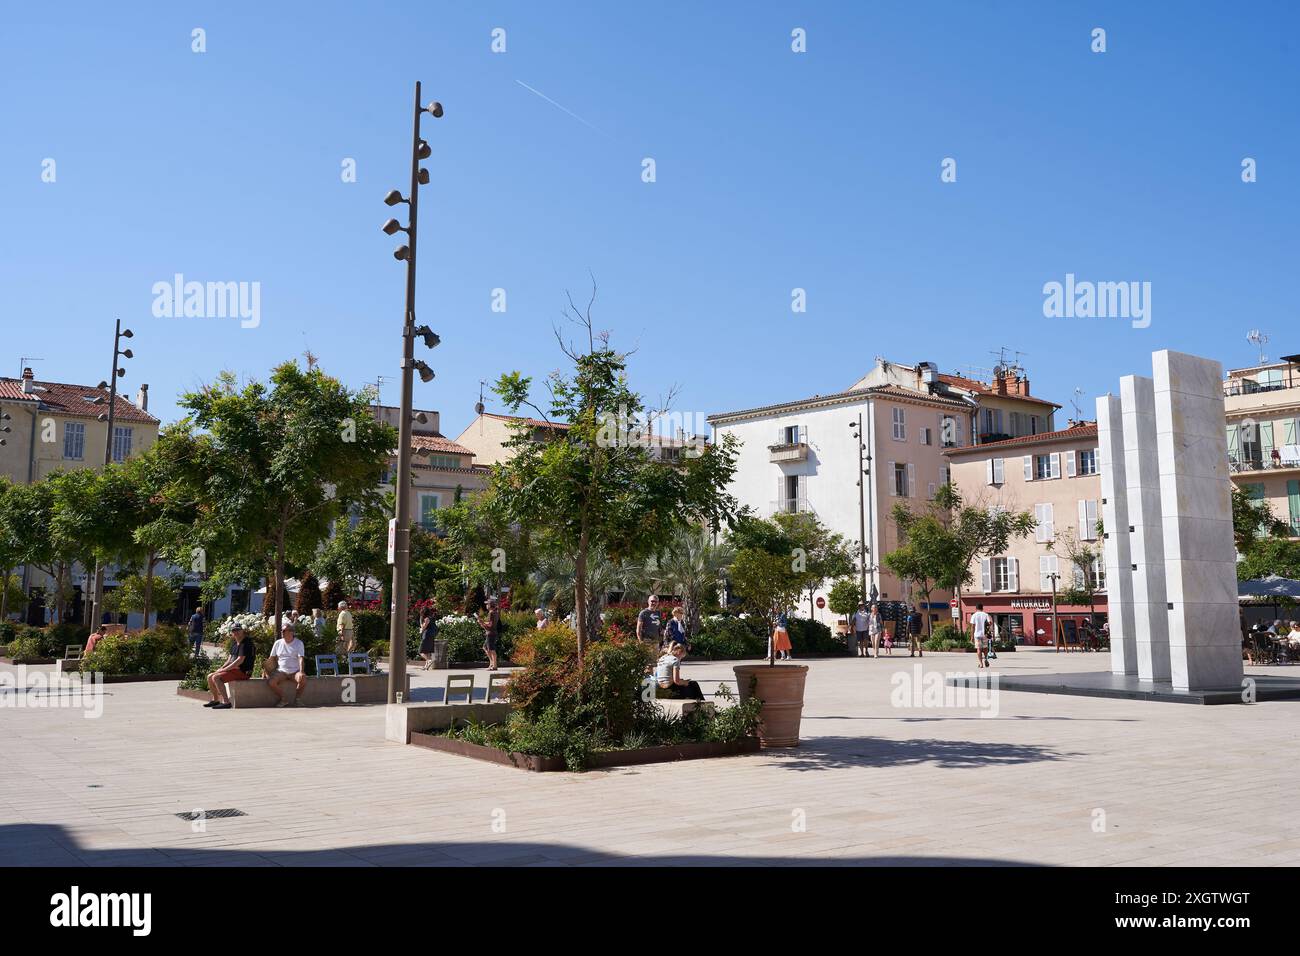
left=21, top=367, right=35, bottom=394
left=136, top=383, right=149, bottom=411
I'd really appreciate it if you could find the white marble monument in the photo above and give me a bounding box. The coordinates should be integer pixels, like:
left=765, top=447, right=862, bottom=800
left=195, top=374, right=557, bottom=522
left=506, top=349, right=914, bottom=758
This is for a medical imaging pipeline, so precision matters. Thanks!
left=1097, top=350, right=1243, bottom=692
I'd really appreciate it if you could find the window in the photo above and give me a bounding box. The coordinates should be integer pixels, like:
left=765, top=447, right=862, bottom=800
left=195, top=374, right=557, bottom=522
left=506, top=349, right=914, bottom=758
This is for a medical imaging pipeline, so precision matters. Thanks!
left=111, top=426, right=133, bottom=463
left=927, top=481, right=936, bottom=499
left=1039, top=554, right=1059, bottom=591
left=1029, top=452, right=1060, bottom=480
left=941, top=415, right=960, bottom=448
left=1077, top=499, right=1099, bottom=540
left=893, top=462, right=909, bottom=497
left=418, top=493, right=441, bottom=529
left=891, top=407, right=905, bottom=441
left=1073, top=558, right=1106, bottom=591
left=1077, top=448, right=1098, bottom=476
left=919, top=426, right=932, bottom=446
left=1030, top=415, right=1042, bottom=435
left=63, top=422, right=85, bottom=460
left=782, top=424, right=804, bottom=445
left=1033, top=503, right=1055, bottom=543
left=982, top=557, right=1017, bottom=592
left=981, top=408, right=1004, bottom=436
left=423, top=454, right=462, bottom=470
left=985, top=457, right=1005, bottom=485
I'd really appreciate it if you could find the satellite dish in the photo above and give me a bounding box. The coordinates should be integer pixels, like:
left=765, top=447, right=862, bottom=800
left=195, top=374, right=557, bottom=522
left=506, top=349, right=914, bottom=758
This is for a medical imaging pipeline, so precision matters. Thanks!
left=475, top=401, right=485, bottom=415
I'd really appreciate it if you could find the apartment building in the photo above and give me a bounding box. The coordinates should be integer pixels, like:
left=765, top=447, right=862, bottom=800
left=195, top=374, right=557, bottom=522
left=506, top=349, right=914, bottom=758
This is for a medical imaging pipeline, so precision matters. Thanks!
left=944, top=423, right=1105, bottom=645
left=454, top=409, right=701, bottom=467
left=1224, top=355, right=1300, bottom=538
left=372, top=405, right=489, bottom=528
left=707, top=357, right=1059, bottom=628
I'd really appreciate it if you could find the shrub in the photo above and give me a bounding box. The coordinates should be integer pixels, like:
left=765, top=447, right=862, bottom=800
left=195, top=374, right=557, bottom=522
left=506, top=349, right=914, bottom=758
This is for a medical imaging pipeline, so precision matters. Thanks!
left=45, top=622, right=91, bottom=658
left=786, top=617, right=843, bottom=655
left=692, top=615, right=766, bottom=660
left=179, top=652, right=219, bottom=690
left=439, top=614, right=488, bottom=663
left=924, top=622, right=973, bottom=652
left=0, top=621, right=19, bottom=643
left=81, top=626, right=190, bottom=675
left=507, top=624, right=578, bottom=719
left=351, top=610, right=388, bottom=649
left=8, top=635, right=43, bottom=661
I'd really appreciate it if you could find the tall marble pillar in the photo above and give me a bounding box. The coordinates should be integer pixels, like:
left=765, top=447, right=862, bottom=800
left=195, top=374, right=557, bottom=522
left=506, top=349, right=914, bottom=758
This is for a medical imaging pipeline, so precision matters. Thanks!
left=1096, top=394, right=1137, bottom=675
left=1153, top=351, right=1243, bottom=691
left=1121, top=375, right=1171, bottom=682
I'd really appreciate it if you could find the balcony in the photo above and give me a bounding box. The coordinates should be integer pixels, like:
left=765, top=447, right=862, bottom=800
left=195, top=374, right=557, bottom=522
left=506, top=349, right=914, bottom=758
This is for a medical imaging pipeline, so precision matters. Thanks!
left=768, top=441, right=809, bottom=463
left=1229, top=455, right=1300, bottom=475
left=770, top=497, right=810, bottom=515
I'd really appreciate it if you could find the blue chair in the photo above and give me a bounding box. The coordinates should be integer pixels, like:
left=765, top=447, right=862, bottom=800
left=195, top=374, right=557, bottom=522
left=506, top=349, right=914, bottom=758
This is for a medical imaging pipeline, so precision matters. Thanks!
left=346, top=652, right=372, bottom=675
left=314, top=654, right=339, bottom=677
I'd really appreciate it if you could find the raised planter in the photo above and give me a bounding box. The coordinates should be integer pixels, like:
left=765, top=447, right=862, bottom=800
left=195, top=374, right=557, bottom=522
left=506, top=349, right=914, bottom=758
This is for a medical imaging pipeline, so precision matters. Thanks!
left=733, top=663, right=809, bottom=748
left=0, top=657, right=58, bottom=666
left=176, top=674, right=405, bottom=707
left=410, top=731, right=759, bottom=772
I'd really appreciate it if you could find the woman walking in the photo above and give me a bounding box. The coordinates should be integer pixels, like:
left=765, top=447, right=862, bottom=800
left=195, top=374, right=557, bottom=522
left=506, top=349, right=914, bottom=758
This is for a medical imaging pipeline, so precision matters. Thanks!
left=418, top=604, right=440, bottom=670
left=772, top=609, right=793, bottom=661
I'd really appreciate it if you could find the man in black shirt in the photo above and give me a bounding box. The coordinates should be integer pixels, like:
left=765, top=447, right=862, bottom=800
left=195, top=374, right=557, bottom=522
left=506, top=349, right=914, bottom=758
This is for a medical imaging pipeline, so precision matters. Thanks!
left=205, top=623, right=255, bottom=710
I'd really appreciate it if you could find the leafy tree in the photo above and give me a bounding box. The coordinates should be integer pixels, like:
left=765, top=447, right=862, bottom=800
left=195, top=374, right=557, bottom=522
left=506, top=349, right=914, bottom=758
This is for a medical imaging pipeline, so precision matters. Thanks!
left=3, top=473, right=92, bottom=622
left=436, top=488, right=533, bottom=600
left=826, top=577, right=862, bottom=630
left=179, top=363, right=395, bottom=633
left=1237, top=536, right=1300, bottom=581
left=643, top=524, right=734, bottom=637
left=1053, top=526, right=1103, bottom=624
left=104, top=573, right=179, bottom=619
left=934, top=483, right=1035, bottom=609
left=488, top=290, right=739, bottom=658
left=533, top=547, right=631, bottom=632
left=772, top=511, right=855, bottom=620
left=1232, top=485, right=1289, bottom=557
left=295, top=571, right=323, bottom=613
left=322, top=578, right=344, bottom=611
left=0, top=478, right=24, bottom=620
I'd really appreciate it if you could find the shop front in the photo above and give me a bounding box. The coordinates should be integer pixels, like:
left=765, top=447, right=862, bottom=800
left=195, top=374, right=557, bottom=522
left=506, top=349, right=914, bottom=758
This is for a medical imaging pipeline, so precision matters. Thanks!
left=959, top=595, right=1108, bottom=646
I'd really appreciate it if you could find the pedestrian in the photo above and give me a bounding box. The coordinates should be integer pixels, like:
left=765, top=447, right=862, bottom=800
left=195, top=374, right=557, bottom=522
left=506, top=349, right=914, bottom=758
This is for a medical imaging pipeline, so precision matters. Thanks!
left=418, top=604, right=440, bottom=670
left=636, top=595, right=663, bottom=646
left=907, top=604, right=923, bottom=658
left=267, top=621, right=307, bottom=707
left=205, top=623, right=254, bottom=709
left=867, top=604, right=883, bottom=658
left=663, top=606, right=688, bottom=650
left=85, top=624, right=107, bottom=657
left=851, top=602, right=870, bottom=657
left=480, top=596, right=501, bottom=670
left=187, top=604, right=205, bottom=658
left=311, top=607, right=325, bottom=643
left=971, top=603, right=993, bottom=669
left=534, top=607, right=547, bottom=629
left=335, top=600, right=354, bottom=660
left=772, top=609, right=793, bottom=661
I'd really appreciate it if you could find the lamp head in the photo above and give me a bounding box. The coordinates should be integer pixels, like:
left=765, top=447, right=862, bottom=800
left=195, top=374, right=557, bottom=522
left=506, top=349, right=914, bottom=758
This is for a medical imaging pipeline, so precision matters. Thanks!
left=415, top=361, right=435, bottom=383
left=384, top=189, right=406, bottom=206
left=382, top=218, right=402, bottom=235
left=416, top=140, right=431, bottom=160
left=120, top=348, right=133, bottom=359
left=418, top=167, right=430, bottom=185
left=393, top=245, right=411, bottom=261
left=426, top=101, right=443, bottom=118
left=121, top=328, right=134, bottom=339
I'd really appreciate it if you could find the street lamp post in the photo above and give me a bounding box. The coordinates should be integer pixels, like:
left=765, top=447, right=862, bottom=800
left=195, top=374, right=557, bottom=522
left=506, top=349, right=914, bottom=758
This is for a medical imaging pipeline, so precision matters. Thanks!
left=383, top=81, right=443, bottom=705
left=89, top=319, right=133, bottom=626
left=1048, top=571, right=1060, bottom=651
left=849, top=411, right=875, bottom=603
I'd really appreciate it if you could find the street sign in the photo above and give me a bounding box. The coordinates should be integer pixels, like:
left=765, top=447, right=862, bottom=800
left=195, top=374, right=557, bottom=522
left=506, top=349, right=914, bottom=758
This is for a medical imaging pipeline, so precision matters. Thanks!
left=816, top=596, right=826, bottom=609
left=949, top=598, right=959, bottom=608
left=387, top=518, right=397, bottom=564
left=950, top=598, right=960, bottom=620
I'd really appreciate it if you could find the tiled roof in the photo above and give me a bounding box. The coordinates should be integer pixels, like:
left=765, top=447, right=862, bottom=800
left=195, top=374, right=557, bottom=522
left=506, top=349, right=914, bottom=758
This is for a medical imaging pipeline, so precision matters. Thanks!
left=936, top=373, right=1061, bottom=408
left=482, top=412, right=570, bottom=430
left=944, top=423, right=1098, bottom=455
left=709, top=384, right=970, bottom=424
left=411, top=432, right=473, bottom=455
left=0, top=377, right=159, bottom=424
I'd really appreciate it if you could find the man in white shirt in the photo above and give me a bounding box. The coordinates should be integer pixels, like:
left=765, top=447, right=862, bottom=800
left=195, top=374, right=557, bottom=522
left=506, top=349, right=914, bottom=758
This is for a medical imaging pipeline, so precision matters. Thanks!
left=335, top=601, right=355, bottom=659
left=970, top=603, right=993, bottom=669
left=268, top=621, right=307, bottom=707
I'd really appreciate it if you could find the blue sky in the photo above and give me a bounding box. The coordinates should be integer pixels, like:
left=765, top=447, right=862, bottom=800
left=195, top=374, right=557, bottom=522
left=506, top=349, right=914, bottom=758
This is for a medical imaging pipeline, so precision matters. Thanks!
left=2, top=1, right=1296, bottom=437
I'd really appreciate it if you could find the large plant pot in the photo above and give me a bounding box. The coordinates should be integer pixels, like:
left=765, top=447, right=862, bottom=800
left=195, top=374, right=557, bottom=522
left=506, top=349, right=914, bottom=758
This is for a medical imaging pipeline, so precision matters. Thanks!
left=733, top=663, right=809, bottom=748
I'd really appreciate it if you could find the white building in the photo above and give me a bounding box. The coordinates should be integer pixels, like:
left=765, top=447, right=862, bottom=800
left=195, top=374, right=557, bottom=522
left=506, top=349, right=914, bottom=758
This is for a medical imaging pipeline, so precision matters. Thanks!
left=708, top=358, right=1060, bottom=629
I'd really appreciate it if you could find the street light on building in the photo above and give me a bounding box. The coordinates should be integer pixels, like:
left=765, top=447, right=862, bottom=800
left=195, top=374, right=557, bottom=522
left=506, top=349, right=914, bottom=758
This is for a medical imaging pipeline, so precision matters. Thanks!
left=382, top=81, right=443, bottom=705
left=89, top=319, right=133, bottom=625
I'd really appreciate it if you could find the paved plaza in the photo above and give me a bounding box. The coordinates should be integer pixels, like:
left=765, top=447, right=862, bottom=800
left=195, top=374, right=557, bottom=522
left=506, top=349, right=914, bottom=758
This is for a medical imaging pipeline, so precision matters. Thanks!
left=3, top=648, right=1298, bottom=867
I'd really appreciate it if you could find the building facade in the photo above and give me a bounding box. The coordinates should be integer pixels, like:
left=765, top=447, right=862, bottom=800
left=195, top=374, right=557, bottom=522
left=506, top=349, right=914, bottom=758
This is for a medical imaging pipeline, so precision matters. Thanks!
left=1224, top=355, right=1300, bottom=538
left=373, top=405, right=489, bottom=527
left=944, top=423, right=1106, bottom=645
left=708, top=357, right=1061, bottom=629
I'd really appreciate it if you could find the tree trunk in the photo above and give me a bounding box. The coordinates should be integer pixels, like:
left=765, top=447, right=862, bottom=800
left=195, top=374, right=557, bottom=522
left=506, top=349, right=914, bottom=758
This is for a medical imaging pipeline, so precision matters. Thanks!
left=575, top=525, right=589, bottom=663
left=143, top=554, right=156, bottom=629
left=274, top=521, right=287, bottom=636
left=1, top=565, right=9, bottom=621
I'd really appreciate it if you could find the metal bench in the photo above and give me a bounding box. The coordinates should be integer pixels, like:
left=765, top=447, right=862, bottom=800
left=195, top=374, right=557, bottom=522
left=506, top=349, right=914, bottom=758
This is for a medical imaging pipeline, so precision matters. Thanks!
left=485, top=672, right=511, bottom=702
left=314, top=654, right=339, bottom=677
left=445, top=674, right=474, bottom=703
left=346, top=652, right=372, bottom=675
left=64, top=644, right=84, bottom=661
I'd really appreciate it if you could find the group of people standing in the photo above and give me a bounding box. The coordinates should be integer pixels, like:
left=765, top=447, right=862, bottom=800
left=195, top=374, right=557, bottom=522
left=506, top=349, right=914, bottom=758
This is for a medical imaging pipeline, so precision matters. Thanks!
left=417, top=596, right=502, bottom=671
left=850, top=602, right=924, bottom=658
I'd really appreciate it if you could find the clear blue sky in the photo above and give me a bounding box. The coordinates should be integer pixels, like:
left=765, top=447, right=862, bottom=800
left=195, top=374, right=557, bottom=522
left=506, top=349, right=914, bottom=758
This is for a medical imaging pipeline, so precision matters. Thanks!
left=2, top=1, right=1296, bottom=437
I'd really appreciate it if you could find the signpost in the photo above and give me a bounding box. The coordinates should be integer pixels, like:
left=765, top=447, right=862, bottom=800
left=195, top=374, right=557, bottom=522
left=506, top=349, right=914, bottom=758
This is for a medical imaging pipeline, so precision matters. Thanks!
left=950, top=597, right=960, bottom=620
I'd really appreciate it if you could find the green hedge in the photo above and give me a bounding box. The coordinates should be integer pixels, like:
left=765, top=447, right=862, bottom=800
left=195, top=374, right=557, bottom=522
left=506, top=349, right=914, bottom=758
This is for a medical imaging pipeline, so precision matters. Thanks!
left=80, top=626, right=190, bottom=675
left=786, top=618, right=843, bottom=655
left=924, top=622, right=973, bottom=652
left=692, top=616, right=767, bottom=660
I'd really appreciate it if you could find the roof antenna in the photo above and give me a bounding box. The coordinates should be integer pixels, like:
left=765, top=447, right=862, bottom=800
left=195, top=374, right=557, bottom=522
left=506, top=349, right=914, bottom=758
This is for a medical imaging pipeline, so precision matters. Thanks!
left=19, top=357, right=45, bottom=379
left=1246, top=329, right=1269, bottom=365
left=475, top=380, right=487, bottom=416
left=1070, top=387, right=1084, bottom=421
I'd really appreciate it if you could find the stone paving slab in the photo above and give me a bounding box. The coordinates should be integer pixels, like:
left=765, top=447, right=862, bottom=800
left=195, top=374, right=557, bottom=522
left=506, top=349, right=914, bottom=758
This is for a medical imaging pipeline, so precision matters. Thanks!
left=3, top=650, right=1299, bottom=866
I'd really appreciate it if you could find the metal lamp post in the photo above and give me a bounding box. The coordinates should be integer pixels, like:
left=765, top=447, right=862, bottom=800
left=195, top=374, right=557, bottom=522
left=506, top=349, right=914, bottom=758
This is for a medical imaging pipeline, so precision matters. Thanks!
left=89, top=319, right=133, bottom=625
left=849, top=411, right=875, bottom=603
left=383, top=81, right=443, bottom=705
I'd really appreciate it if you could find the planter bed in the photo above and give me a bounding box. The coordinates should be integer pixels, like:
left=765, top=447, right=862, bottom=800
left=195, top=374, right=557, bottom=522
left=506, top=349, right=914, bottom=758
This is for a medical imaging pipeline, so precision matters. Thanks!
left=0, top=657, right=58, bottom=666
left=94, top=672, right=188, bottom=684
left=410, top=731, right=760, bottom=772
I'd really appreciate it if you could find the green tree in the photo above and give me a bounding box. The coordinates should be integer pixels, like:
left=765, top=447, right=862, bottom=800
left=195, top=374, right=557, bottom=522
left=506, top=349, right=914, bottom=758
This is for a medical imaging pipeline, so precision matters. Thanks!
left=772, top=511, right=855, bottom=620
left=826, top=577, right=862, bottom=631
left=488, top=292, right=739, bottom=658
left=179, top=362, right=395, bottom=633
left=935, top=483, right=1035, bottom=610
left=1237, top=536, right=1300, bottom=581
left=0, top=478, right=24, bottom=620
left=726, top=512, right=806, bottom=661
left=1232, top=485, right=1289, bottom=557
left=643, top=524, right=734, bottom=637
left=103, top=573, right=180, bottom=619
left=1053, top=526, right=1104, bottom=624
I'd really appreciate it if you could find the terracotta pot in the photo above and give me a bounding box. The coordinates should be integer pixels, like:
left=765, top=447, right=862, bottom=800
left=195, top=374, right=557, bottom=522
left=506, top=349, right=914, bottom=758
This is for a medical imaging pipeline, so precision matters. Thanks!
left=733, top=663, right=809, bottom=748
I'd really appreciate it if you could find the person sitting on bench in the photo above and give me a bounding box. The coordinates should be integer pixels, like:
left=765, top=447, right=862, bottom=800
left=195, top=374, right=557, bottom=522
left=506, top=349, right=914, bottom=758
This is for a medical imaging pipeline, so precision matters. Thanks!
left=267, top=621, right=307, bottom=707
left=655, top=642, right=703, bottom=701
left=205, top=623, right=255, bottom=709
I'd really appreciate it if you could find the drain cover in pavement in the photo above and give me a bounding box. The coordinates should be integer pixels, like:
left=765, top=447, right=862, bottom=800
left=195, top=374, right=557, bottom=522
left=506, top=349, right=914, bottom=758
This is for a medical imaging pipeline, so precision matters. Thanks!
left=174, top=809, right=247, bottom=820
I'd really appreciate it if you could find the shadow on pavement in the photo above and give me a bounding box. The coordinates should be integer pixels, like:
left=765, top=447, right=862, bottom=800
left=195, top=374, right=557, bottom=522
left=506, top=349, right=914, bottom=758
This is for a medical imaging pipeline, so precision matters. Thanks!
left=765, top=735, right=1077, bottom=772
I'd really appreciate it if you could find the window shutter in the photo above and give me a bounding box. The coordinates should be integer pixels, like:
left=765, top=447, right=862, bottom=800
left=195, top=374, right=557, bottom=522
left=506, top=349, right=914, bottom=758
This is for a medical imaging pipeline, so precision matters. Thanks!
left=980, top=558, right=991, bottom=592
left=888, top=461, right=896, bottom=496
left=1288, top=480, right=1300, bottom=532
left=776, top=476, right=785, bottom=507
left=1066, top=450, right=1076, bottom=477
left=1039, top=555, right=1050, bottom=591
left=1044, top=503, right=1054, bottom=541
left=1007, top=557, right=1019, bottom=592
left=1227, top=425, right=1240, bottom=455
left=1024, top=456, right=1033, bottom=481
left=1262, top=421, right=1276, bottom=460
left=986, top=459, right=995, bottom=485
left=797, top=474, right=807, bottom=503
left=1034, top=504, right=1045, bottom=542
left=994, top=457, right=1004, bottom=484
left=928, top=481, right=936, bottom=498
left=1050, top=453, right=1061, bottom=478
left=1078, top=499, right=1088, bottom=539
left=1088, top=499, right=1099, bottom=537
left=907, top=462, right=915, bottom=498
left=1285, top=419, right=1298, bottom=445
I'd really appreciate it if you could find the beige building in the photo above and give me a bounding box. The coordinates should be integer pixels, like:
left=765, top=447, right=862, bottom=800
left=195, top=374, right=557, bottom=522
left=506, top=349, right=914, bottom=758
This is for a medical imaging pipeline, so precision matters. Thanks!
left=455, top=409, right=700, bottom=467
left=944, top=423, right=1105, bottom=645
left=0, top=368, right=159, bottom=485
left=373, top=405, right=488, bottom=526
left=1224, top=355, right=1300, bottom=538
